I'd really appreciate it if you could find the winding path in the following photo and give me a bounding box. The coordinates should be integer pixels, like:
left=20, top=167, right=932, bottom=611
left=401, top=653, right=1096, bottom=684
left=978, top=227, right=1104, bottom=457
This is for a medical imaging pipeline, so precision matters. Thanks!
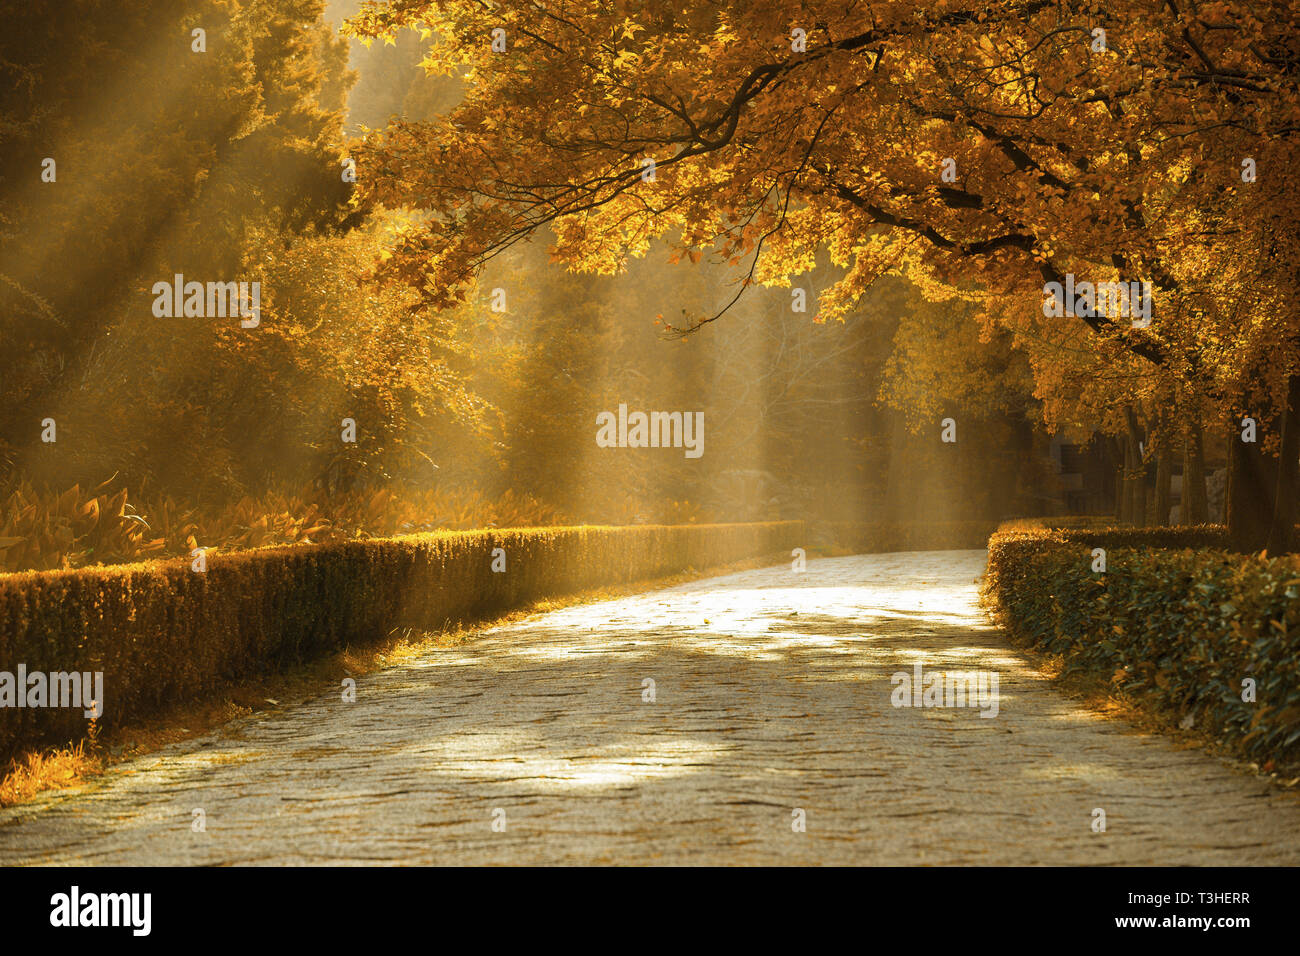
left=3, top=550, right=1299, bottom=865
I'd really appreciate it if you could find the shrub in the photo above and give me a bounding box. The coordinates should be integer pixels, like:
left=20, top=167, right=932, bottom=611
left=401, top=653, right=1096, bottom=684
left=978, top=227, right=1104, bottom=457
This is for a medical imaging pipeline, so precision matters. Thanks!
left=0, top=477, right=567, bottom=573
left=0, top=479, right=167, bottom=572
left=995, top=516, right=1228, bottom=547
left=984, top=524, right=1300, bottom=771
left=0, top=521, right=801, bottom=758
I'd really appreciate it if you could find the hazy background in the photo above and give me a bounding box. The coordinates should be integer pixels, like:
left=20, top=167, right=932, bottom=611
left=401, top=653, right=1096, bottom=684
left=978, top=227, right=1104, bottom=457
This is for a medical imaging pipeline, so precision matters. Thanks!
left=0, top=0, right=1091, bottom=571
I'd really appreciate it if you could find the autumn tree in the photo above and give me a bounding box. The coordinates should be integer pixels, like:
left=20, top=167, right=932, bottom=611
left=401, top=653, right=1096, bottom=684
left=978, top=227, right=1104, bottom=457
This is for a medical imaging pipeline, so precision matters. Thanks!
left=344, top=0, right=1300, bottom=548
left=0, top=0, right=359, bottom=492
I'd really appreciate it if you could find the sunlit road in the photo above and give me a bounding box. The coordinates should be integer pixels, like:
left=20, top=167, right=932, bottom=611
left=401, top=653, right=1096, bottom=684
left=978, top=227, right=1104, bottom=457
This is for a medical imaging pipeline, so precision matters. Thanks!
left=3, top=550, right=1300, bottom=865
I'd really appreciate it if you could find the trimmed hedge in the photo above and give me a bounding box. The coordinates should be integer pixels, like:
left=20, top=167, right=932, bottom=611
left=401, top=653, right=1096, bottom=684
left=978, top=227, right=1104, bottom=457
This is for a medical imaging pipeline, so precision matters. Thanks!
left=0, top=521, right=801, bottom=758
left=996, top=516, right=1228, bottom=548
left=985, top=525, right=1300, bottom=771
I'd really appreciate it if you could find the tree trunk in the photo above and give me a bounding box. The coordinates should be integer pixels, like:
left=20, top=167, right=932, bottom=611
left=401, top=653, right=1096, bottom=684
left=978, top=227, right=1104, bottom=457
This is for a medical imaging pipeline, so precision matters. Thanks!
left=1227, top=408, right=1280, bottom=552
left=1182, top=406, right=1208, bottom=524
left=1132, top=442, right=1147, bottom=526
left=1267, top=372, right=1300, bottom=554
left=1155, top=443, right=1172, bottom=527
left=1111, top=436, right=1126, bottom=522
left=1120, top=434, right=1134, bottom=524
left=1124, top=407, right=1147, bottom=526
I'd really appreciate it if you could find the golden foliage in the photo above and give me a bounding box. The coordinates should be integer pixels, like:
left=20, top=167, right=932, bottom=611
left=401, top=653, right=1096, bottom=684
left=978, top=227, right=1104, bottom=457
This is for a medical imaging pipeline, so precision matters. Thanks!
left=0, top=480, right=565, bottom=573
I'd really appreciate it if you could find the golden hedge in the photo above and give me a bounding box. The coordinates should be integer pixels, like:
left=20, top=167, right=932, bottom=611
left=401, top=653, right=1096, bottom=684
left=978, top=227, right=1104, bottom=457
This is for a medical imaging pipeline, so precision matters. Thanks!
left=984, top=524, right=1300, bottom=771
left=0, top=522, right=802, bottom=757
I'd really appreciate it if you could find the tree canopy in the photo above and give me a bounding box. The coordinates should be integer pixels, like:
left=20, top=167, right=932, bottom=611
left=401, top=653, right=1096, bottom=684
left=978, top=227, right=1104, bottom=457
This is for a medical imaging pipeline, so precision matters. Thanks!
left=342, top=0, right=1299, bottom=546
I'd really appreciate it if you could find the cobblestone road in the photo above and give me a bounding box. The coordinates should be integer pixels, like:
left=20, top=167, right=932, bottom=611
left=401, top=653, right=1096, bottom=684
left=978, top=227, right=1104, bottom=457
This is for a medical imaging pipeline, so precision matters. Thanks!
left=3, top=550, right=1299, bottom=865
